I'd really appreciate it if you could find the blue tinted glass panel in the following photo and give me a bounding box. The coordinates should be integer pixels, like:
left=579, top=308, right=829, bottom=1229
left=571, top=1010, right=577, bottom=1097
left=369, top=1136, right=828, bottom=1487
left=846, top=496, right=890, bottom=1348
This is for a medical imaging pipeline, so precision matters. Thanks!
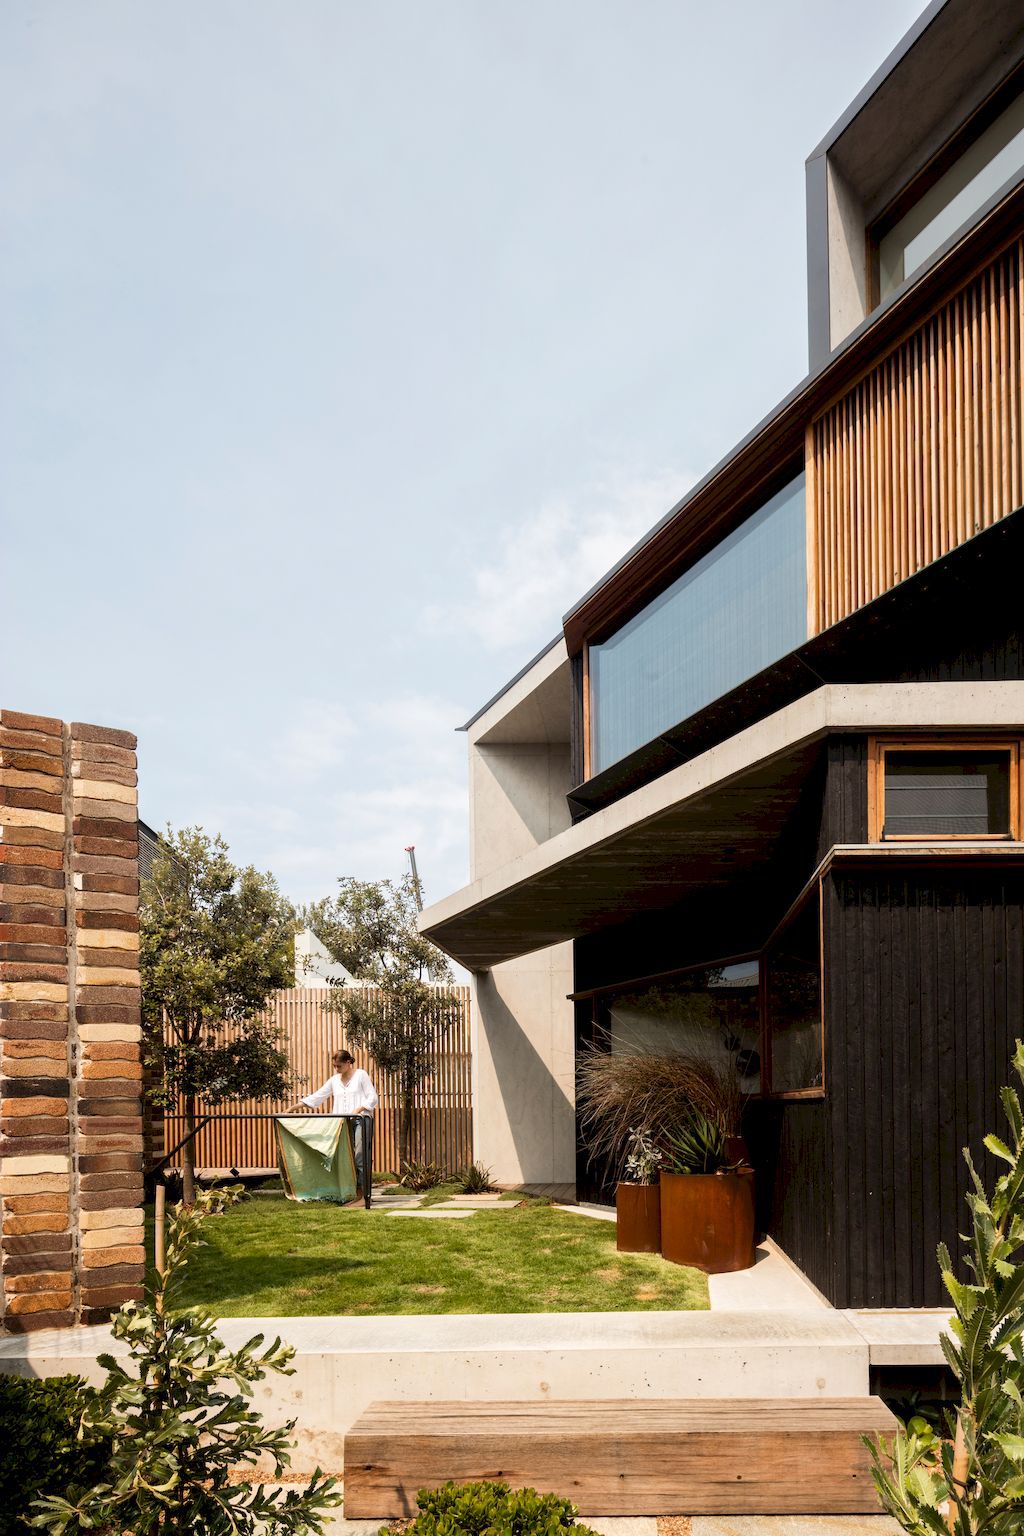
left=590, top=474, right=806, bottom=774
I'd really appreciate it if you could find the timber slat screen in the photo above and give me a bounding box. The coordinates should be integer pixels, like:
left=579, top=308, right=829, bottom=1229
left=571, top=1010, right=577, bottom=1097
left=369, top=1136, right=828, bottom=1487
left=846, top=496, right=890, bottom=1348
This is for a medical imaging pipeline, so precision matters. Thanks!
left=809, top=237, right=1024, bottom=635
left=162, top=986, right=472, bottom=1176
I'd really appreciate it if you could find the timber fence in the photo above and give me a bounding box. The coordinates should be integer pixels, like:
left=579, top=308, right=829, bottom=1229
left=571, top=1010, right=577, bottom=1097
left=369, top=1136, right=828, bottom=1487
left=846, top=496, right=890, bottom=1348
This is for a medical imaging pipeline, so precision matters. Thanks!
left=160, top=986, right=473, bottom=1176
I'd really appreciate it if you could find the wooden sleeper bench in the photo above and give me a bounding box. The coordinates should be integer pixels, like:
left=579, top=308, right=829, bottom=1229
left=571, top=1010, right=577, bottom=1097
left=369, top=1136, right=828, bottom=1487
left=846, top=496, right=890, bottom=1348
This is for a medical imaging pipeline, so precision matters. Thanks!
left=343, top=1397, right=898, bottom=1517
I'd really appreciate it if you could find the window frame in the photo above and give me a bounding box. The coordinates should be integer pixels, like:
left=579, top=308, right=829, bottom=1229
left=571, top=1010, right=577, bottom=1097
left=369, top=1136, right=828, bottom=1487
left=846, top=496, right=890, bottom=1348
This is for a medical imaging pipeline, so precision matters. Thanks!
left=582, top=469, right=807, bottom=781
left=761, top=884, right=826, bottom=1102
left=866, top=60, right=1024, bottom=311
left=574, top=890, right=826, bottom=1104
left=867, top=735, right=1021, bottom=844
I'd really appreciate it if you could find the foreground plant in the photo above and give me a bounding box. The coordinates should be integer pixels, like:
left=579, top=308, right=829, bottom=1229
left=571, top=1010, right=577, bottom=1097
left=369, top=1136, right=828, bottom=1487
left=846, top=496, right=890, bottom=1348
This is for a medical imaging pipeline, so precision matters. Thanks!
left=30, top=1188, right=341, bottom=1536
left=387, top=1480, right=601, bottom=1536
left=868, top=1039, right=1024, bottom=1535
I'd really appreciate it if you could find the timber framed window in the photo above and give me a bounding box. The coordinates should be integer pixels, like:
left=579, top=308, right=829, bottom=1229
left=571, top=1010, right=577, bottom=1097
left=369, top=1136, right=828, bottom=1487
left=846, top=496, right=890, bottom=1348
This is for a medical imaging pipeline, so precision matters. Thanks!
left=762, top=889, right=824, bottom=1099
left=868, top=738, right=1021, bottom=842
left=573, top=889, right=826, bottom=1103
left=868, top=63, right=1024, bottom=307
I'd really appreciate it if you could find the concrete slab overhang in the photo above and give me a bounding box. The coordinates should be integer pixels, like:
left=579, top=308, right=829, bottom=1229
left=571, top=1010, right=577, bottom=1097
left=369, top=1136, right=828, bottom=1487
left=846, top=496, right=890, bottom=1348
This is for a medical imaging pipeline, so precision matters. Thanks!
left=420, top=681, right=1024, bottom=970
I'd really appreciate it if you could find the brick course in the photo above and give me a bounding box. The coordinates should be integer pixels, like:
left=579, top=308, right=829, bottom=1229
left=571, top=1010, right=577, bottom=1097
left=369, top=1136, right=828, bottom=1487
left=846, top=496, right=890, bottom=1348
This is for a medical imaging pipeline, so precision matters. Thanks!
left=1, top=716, right=143, bottom=1331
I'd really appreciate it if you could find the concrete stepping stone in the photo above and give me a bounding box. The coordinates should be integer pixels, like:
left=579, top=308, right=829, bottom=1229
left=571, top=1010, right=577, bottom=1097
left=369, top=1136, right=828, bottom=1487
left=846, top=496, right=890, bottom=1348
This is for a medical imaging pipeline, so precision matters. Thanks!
left=432, top=1199, right=517, bottom=1211
left=387, top=1208, right=475, bottom=1219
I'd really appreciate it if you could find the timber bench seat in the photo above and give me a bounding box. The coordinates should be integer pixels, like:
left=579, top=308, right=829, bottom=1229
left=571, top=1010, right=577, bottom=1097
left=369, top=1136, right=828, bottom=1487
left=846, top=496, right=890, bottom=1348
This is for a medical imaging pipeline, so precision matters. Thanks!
left=343, top=1396, right=898, bottom=1517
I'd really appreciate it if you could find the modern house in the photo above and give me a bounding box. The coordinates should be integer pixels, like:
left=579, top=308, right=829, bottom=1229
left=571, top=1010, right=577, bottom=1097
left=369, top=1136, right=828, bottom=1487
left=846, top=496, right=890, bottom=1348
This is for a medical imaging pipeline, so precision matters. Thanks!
left=421, top=0, right=1024, bottom=1310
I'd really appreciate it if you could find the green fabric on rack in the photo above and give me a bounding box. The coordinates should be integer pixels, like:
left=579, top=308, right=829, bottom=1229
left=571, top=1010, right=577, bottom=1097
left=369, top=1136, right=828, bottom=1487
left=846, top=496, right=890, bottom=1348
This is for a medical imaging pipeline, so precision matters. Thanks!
left=275, top=1115, right=357, bottom=1203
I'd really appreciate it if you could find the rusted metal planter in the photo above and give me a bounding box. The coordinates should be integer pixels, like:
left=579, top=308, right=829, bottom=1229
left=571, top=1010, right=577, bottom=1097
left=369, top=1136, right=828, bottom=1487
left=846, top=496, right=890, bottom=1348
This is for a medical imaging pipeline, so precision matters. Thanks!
left=615, top=1182, right=661, bottom=1252
left=659, top=1168, right=756, bottom=1273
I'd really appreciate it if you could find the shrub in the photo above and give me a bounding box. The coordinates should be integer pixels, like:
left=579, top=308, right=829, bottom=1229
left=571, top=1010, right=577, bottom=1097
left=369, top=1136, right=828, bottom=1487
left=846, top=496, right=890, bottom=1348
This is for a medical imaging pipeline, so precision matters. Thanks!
left=383, top=1481, right=601, bottom=1536
left=575, top=1042, right=743, bottom=1179
left=458, top=1161, right=495, bottom=1194
left=400, top=1159, right=446, bottom=1191
left=28, top=1188, right=340, bottom=1536
left=0, top=1374, right=112, bottom=1536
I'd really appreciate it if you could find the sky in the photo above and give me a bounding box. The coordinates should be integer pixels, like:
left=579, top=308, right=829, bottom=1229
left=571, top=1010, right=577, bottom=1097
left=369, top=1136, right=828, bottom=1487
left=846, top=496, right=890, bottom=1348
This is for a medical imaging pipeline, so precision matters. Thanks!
left=1, top=0, right=923, bottom=913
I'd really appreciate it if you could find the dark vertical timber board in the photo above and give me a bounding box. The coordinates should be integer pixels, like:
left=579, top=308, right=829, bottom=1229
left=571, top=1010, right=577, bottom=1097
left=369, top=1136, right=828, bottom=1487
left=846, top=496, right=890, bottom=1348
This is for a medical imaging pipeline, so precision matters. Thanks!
left=823, top=867, right=1024, bottom=1307
left=817, top=737, right=868, bottom=862
left=746, top=1097, right=833, bottom=1298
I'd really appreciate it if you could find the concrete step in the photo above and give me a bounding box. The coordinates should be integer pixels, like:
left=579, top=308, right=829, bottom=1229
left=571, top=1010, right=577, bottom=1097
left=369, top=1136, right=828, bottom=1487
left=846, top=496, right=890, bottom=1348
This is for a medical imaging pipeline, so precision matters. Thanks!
left=1, top=1311, right=875, bottom=1476
left=344, top=1397, right=898, bottom=1517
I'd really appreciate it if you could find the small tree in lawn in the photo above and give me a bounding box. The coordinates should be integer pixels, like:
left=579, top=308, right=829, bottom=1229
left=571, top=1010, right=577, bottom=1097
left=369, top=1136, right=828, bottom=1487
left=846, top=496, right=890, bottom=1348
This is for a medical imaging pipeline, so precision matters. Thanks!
left=30, top=1188, right=341, bottom=1536
left=302, top=874, right=462, bottom=1171
left=141, top=827, right=297, bottom=1204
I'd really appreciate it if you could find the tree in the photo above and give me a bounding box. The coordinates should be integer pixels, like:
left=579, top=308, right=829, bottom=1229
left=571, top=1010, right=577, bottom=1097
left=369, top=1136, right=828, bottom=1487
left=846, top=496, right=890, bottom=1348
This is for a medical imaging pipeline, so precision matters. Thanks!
left=30, top=1188, right=341, bottom=1536
left=141, top=827, right=297, bottom=1204
left=868, top=1039, right=1024, bottom=1535
left=302, top=874, right=463, bottom=1171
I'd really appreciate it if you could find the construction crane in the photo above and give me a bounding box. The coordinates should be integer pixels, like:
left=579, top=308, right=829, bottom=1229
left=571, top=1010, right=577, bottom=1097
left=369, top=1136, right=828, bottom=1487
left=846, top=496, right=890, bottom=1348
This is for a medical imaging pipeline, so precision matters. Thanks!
left=405, top=846, right=424, bottom=912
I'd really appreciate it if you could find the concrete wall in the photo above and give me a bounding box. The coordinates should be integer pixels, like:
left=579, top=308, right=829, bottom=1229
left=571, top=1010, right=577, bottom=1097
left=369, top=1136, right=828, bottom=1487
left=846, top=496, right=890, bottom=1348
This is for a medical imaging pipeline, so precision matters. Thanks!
left=0, top=710, right=144, bottom=1332
left=464, top=647, right=577, bottom=1191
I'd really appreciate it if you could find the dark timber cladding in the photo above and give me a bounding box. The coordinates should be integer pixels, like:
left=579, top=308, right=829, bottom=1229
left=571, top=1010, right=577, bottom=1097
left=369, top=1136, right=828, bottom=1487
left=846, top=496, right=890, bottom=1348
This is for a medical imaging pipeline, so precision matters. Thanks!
left=822, top=865, right=1024, bottom=1308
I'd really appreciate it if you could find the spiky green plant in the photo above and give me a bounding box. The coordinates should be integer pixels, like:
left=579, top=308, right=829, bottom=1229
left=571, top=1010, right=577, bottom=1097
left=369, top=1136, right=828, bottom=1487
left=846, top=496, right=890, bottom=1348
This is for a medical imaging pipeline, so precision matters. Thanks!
left=662, top=1112, right=730, bottom=1175
left=867, top=1039, right=1024, bottom=1535
left=29, top=1188, right=341, bottom=1536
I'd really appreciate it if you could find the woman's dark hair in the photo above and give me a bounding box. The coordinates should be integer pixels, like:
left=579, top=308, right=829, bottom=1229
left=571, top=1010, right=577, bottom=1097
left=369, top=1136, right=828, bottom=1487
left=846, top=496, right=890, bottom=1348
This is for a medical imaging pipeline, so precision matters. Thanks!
left=333, top=1049, right=355, bottom=1065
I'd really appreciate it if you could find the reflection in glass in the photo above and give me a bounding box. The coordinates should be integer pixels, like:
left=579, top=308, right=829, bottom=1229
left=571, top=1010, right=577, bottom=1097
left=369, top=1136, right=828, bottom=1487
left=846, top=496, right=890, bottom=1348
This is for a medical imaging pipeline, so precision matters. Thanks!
left=765, top=900, right=822, bottom=1094
left=883, top=751, right=1010, bottom=837
left=606, top=960, right=761, bottom=1094
left=589, top=475, right=806, bottom=774
left=879, top=90, right=1024, bottom=301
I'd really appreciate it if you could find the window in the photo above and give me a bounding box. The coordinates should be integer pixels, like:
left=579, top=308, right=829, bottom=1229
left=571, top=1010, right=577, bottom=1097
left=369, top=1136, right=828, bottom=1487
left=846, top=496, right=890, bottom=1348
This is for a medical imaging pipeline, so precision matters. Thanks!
left=875, top=81, right=1024, bottom=303
left=588, top=473, right=806, bottom=775
left=763, top=895, right=823, bottom=1097
left=869, top=739, right=1020, bottom=842
left=602, top=960, right=762, bottom=1094
left=582, top=918, right=826, bottom=1101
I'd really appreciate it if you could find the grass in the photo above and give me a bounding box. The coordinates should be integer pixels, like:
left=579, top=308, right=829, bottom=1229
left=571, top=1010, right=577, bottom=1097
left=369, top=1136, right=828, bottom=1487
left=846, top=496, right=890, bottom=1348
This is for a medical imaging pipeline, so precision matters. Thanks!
left=177, top=1194, right=709, bottom=1316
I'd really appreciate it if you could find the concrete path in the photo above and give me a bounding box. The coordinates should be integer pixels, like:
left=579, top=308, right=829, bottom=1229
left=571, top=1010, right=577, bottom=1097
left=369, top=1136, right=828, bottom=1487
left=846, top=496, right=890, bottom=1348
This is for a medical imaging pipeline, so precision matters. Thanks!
left=690, top=1520, right=901, bottom=1534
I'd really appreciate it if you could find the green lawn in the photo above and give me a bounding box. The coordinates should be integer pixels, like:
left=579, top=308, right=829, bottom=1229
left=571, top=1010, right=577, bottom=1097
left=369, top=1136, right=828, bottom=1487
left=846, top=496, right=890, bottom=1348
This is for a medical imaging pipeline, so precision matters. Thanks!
left=177, top=1196, right=709, bottom=1316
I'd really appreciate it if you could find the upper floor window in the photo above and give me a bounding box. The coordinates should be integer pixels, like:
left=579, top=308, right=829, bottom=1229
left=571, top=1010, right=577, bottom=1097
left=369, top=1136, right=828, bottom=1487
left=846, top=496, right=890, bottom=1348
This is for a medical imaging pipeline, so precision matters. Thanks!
left=876, top=84, right=1024, bottom=303
left=588, top=473, right=806, bottom=775
left=868, top=738, right=1021, bottom=842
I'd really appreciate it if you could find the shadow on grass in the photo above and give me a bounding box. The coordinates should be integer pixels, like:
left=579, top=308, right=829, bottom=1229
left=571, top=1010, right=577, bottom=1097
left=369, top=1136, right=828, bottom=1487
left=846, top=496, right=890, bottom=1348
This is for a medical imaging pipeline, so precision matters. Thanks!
left=186, top=1254, right=373, bottom=1307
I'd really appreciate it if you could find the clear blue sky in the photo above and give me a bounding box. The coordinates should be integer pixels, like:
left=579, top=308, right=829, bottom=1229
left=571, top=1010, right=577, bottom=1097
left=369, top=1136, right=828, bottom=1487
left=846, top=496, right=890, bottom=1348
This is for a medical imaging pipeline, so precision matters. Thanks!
left=1, top=0, right=921, bottom=909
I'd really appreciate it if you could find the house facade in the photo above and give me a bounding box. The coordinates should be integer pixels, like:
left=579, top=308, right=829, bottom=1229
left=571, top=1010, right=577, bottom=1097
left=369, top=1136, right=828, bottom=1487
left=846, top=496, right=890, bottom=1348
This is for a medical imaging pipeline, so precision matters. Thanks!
left=420, top=0, right=1024, bottom=1309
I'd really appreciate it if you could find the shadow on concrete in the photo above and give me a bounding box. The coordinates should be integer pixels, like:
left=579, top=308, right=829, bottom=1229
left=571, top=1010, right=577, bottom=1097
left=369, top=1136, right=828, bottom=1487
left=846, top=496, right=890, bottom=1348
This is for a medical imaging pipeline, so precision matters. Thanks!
left=474, top=977, right=575, bottom=1185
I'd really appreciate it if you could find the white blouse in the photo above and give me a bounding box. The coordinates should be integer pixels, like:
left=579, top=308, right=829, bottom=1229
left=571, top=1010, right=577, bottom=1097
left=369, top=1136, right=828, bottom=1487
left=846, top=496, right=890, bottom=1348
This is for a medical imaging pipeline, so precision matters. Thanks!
left=302, top=1068, right=379, bottom=1116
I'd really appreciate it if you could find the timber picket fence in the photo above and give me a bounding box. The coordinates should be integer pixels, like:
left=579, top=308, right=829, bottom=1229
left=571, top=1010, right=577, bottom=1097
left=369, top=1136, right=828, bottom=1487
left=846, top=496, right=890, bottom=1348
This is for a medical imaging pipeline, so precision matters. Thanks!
left=160, top=986, right=473, bottom=1177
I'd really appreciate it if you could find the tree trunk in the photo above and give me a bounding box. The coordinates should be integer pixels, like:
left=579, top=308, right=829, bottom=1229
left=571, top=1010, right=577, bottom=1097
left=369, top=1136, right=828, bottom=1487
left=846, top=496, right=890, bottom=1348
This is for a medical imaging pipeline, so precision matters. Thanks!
left=182, top=1096, right=197, bottom=1207
left=398, top=1069, right=415, bottom=1171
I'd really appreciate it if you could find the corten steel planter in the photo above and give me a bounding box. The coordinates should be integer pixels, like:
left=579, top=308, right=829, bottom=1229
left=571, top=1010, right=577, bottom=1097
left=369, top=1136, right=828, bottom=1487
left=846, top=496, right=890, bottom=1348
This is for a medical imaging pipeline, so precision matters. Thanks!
left=659, top=1168, right=756, bottom=1273
left=615, top=1182, right=661, bottom=1252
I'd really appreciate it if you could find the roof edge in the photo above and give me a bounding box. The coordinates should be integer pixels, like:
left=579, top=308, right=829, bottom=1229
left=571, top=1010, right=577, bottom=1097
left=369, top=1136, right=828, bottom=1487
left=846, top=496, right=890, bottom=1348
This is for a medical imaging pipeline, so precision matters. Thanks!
left=458, top=634, right=564, bottom=733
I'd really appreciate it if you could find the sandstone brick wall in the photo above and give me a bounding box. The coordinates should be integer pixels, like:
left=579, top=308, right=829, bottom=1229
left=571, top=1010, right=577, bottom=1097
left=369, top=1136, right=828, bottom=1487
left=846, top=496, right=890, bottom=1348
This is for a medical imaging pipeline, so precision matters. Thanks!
left=0, top=710, right=144, bottom=1331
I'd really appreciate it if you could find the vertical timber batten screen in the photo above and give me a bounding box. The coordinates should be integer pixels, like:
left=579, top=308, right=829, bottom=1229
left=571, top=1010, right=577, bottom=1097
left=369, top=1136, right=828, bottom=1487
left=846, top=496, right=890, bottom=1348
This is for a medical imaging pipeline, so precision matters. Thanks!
left=162, top=986, right=472, bottom=1176
left=810, top=238, right=1024, bottom=635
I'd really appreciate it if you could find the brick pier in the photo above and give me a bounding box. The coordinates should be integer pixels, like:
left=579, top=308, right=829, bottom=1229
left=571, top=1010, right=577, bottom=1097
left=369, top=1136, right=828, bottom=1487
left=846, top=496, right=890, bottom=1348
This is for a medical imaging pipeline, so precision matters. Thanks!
left=0, top=710, right=144, bottom=1331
